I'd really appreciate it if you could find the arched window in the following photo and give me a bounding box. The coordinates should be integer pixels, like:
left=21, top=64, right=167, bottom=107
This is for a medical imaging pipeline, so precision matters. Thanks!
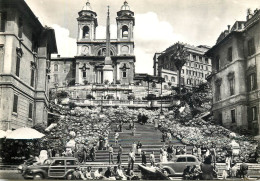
left=54, top=64, right=58, bottom=71
left=82, top=26, right=90, bottom=38
left=122, top=25, right=128, bottom=39
left=164, top=75, right=168, bottom=81
left=121, top=45, right=129, bottom=54
left=97, top=48, right=114, bottom=56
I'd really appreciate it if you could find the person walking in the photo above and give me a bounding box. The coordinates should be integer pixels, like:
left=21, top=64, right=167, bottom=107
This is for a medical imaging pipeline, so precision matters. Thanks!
left=150, top=151, right=155, bottom=167
left=128, top=149, right=135, bottom=170
left=132, top=141, right=137, bottom=155
left=200, top=156, right=215, bottom=180
left=108, top=144, right=114, bottom=164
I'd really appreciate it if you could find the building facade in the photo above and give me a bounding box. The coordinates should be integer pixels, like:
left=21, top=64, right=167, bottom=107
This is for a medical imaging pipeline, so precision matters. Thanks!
left=206, top=9, right=260, bottom=135
left=155, top=43, right=212, bottom=89
left=0, top=0, right=57, bottom=130
left=50, top=1, right=136, bottom=88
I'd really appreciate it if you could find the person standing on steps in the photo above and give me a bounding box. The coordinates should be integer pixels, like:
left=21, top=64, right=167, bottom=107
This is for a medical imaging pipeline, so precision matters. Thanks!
left=132, top=141, right=137, bottom=155
left=117, top=144, right=123, bottom=164
left=137, top=141, right=142, bottom=156
left=119, top=121, right=123, bottom=132
left=108, top=144, right=114, bottom=164
left=114, top=132, right=119, bottom=146
left=142, top=151, right=147, bottom=166
left=128, top=149, right=135, bottom=170
left=150, top=151, right=155, bottom=167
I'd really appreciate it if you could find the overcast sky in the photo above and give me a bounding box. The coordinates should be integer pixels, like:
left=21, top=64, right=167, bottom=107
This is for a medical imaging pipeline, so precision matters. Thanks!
left=25, top=0, right=260, bottom=74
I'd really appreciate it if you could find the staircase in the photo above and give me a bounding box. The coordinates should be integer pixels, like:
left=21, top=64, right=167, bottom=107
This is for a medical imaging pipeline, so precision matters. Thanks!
left=88, top=123, right=184, bottom=170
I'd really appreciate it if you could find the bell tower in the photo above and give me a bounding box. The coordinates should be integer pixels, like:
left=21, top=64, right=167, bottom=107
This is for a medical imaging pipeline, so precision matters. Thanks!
left=116, top=1, right=135, bottom=41
left=77, top=1, right=97, bottom=55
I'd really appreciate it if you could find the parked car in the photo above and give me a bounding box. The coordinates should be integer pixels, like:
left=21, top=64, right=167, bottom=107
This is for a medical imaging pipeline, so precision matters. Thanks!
left=157, top=155, right=200, bottom=176
left=22, top=157, right=79, bottom=180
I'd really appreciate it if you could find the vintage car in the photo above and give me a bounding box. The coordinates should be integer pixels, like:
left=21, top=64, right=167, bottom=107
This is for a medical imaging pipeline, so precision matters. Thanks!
left=22, top=157, right=79, bottom=180
left=157, top=154, right=200, bottom=176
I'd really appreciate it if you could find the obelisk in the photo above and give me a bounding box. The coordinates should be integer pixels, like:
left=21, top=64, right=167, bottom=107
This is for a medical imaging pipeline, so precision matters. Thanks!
left=103, top=6, right=114, bottom=83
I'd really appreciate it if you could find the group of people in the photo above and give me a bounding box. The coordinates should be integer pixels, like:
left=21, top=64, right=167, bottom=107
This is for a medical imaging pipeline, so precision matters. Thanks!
left=71, top=165, right=138, bottom=180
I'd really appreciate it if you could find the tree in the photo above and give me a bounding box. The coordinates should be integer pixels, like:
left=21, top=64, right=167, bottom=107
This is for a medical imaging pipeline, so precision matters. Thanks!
left=170, top=43, right=189, bottom=93
left=144, top=75, right=153, bottom=95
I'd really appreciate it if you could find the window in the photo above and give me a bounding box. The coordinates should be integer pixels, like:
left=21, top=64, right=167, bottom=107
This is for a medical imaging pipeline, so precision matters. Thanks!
left=0, top=12, right=7, bottom=32
left=181, top=69, right=184, bottom=74
left=123, top=71, right=127, bottom=78
left=187, top=79, right=191, bottom=85
left=66, top=160, right=75, bottom=165
left=13, top=94, right=18, bottom=113
left=82, top=26, right=90, bottom=38
left=18, top=17, right=23, bottom=38
left=231, top=109, right=236, bottom=123
left=83, top=71, right=86, bottom=78
left=122, top=25, right=129, bottom=38
left=181, top=77, right=184, bottom=85
left=199, top=57, right=202, bottom=62
left=215, top=55, right=220, bottom=71
left=248, top=38, right=255, bottom=56
left=248, top=73, right=257, bottom=91
left=186, top=69, right=189, bottom=75
left=28, top=103, right=33, bottom=119
left=52, top=160, right=65, bottom=166
left=32, top=34, right=38, bottom=52
left=251, top=107, right=257, bottom=121
left=202, top=73, right=204, bottom=78
left=54, top=64, right=58, bottom=71
left=205, top=58, right=209, bottom=64
left=215, top=80, right=221, bottom=101
left=187, top=157, right=196, bottom=162
left=30, top=69, right=35, bottom=87
left=229, top=76, right=235, bottom=96
left=177, top=157, right=186, bottom=162
left=54, top=74, right=58, bottom=82
left=171, top=76, right=175, bottom=82
left=193, top=55, right=196, bottom=61
left=219, top=113, right=223, bottom=126
left=15, top=57, right=20, bottom=77
left=227, top=47, right=232, bottom=62
left=164, top=75, right=168, bottom=81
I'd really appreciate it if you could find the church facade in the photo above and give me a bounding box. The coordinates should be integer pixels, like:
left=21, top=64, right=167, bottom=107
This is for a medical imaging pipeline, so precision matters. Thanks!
left=50, top=1, right=136, bottom=88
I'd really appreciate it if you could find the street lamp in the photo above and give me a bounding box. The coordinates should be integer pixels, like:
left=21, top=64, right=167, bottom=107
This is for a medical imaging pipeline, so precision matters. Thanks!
left=159, top=77, right=165, bottom=114
left=101, top=95, right=103, bottom=113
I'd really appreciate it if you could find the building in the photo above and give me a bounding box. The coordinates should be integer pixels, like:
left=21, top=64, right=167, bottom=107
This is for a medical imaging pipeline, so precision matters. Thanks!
left=206, top=9, right=260, bottom=135
left=0, top=0, right=57, bottom=130
left=50, top=1, right=136, bottom=88
left=153, top=53, right=162, bottom=77
left=155, top=43, right=212, bottom=89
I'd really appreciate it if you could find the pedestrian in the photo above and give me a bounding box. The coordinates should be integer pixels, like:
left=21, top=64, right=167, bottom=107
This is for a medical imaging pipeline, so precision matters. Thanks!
left=225, top=154, right=232, bottom=177
left=84, top=166, right=93, bottom=180
left=90, top=145, right=96, bottom=161
left=114, top=132, right=119, bottom=145
left=117, top=144, right=123, bottom=164
left=132, top=141, right=137, bottom=154
left=200, top=156, right=215, bottom=180
left=128, top=149, right=135, bottom=170
left=167, top=144, right=173, bottom=161
left=231, top=162, right=238, bottom=178
left=117, top=165, right=127, bottom=180
left=137, top=141, right=142, bottom=156
left=183, top=165, right=191, bottom=180
left=154, top=118, right=158, bottom=130
left=150, top=151, right=155, bottom=167
left=108, top=144, right=114, bottom=164
left=142, top=151, right=147, bottom=166
left=240, top=159, right=248, bottom=179
left=119, top=121, right=123, bottom=132
left=132, top=125, right=136, bottom=136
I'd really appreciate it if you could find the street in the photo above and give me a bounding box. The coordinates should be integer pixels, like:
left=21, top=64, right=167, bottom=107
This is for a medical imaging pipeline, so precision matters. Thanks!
left=0, top=170, right=23, bottom=180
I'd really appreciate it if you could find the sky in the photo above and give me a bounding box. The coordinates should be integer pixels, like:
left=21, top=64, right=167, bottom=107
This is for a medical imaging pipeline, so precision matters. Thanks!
left=25, top=0, right=260, bottom=74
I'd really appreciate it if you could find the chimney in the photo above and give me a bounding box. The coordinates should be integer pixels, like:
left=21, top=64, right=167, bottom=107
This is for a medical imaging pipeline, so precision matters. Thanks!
left=227, top=25, right=231, bottom=32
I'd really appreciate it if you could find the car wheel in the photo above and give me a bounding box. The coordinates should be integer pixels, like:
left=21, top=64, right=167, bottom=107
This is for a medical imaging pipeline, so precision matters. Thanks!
left=33, top=173, right=43, bottom=180
left=66, top=173, right=73, bottom=180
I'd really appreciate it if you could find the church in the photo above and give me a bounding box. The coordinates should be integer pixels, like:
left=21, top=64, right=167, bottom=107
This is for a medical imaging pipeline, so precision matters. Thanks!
left=50, top=1, right=136, bottom=88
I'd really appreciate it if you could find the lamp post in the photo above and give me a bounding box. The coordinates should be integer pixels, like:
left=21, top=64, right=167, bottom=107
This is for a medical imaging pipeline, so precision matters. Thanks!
left=159, top=77, right=165, bottom=114
left=101, top=95, right=103, bottom=113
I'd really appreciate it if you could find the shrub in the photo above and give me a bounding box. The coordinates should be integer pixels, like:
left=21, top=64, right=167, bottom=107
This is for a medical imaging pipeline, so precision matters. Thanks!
left=86, top=94, right=95, bottom=100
